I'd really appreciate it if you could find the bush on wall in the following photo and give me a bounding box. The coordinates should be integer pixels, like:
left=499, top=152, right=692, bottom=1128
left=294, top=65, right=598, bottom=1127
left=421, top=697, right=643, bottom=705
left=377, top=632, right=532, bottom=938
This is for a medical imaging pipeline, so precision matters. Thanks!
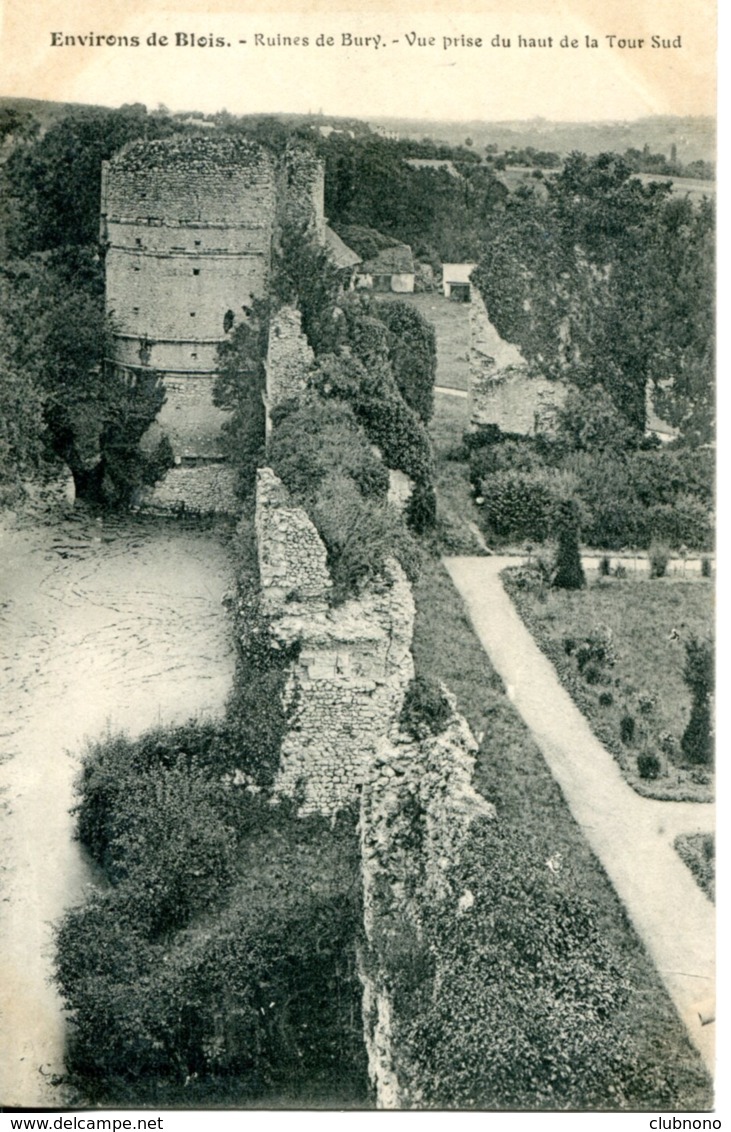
left=269, top=394, right=389, bottom=504
left=309, top=350, right=434, bottom=491
left=312, top=472, right=421, bottom=601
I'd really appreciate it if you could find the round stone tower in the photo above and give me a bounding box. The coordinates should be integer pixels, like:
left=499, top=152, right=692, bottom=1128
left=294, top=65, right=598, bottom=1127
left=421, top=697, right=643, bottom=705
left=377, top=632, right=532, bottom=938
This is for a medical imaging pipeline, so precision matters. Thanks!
left=102, top=136, right=277, bottom=381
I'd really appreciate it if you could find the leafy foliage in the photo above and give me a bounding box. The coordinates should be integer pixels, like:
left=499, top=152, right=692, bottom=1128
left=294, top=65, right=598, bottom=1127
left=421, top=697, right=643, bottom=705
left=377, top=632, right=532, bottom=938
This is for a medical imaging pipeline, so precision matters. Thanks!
left=57, top=747, right=365, bottom=1097
left=399, top=676, right=452, bottom=740
left=309, top=349, right=434, bottom=494
left=553, top=500, right=586, bottom=590
left=392, top=819, right=690, bottom=1109
left=0, top=248, right=171, bottom=504
left=213, top=300, right=269, bottom=496
left=468, top=429, right=712, bottom=551
left=312, top=473, right=421, bottom=601
left=372, top=299, right=437, bottom=423
left=681, top=636, right=714, bottom=765
left=269, top=394, right=388, bottom=503
left=3, top=104, right=182, bottom=255
left=473, top=153, right=714, bottom=443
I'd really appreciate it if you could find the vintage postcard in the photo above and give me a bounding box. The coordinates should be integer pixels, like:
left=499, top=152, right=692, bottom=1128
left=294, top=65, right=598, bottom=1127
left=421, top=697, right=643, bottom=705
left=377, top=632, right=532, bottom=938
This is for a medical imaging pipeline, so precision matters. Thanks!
left=0, top=0, right=717, bottom=1121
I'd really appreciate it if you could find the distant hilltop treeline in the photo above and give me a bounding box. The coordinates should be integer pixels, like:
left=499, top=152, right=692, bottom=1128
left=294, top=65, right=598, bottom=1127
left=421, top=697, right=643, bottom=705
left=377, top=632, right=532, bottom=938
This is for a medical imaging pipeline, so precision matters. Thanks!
left=0, top=97, right=715, bottom=166
left=369, top=114, right=716, bottom=167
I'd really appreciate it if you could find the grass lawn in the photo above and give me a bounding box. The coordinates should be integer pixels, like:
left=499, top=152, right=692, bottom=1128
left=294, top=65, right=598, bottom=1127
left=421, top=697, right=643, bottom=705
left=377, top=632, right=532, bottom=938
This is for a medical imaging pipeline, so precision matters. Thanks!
left=378, top=291, right=471, bottom=390
left=502, top=570, right=714, bottom=802
left=428, top=392, right=487, bottom=555
left=675, top=833, right=715, bottom=903
left=412, top=555, right=712, bottom=1109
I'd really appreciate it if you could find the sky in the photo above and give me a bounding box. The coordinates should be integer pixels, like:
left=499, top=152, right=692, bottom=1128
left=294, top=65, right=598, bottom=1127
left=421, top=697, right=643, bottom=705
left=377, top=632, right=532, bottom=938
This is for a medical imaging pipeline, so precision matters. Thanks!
left=0, top=0, right=716, bottom=123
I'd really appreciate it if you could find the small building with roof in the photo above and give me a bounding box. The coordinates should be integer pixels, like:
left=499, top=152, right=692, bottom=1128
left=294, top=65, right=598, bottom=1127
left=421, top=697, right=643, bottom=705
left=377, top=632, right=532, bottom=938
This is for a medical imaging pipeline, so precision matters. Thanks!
left=355, top=244, right=415, bottom=293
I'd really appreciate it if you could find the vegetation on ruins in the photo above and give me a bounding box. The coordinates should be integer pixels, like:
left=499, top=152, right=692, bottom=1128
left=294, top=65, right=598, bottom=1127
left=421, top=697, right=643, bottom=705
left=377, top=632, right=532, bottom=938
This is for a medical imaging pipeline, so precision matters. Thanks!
left=0, top=248, right=172, bottom=505
left=3, top=99, right=709, bottom=1109
left=212, top=299, right=270, bottom=496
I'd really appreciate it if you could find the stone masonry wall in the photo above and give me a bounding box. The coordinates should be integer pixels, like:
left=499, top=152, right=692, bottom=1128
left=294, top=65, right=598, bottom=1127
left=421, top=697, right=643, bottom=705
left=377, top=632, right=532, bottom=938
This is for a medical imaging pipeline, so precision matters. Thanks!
left=143, top=463, right=238, bottom=514
left=264, top=306, right=314, bottom=434
left=469, top=293, right=566, bottom=437
left=103, top=137, right=330, bottom=512
left=358, top=694, right=496, bottom=1108
left=254, top=467, right=414, bottom=816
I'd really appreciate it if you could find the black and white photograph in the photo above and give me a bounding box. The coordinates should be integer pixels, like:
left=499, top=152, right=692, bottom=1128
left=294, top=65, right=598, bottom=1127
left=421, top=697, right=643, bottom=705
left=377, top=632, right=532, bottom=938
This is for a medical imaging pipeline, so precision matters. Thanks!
left=0, top=0, right=718, bottom=1119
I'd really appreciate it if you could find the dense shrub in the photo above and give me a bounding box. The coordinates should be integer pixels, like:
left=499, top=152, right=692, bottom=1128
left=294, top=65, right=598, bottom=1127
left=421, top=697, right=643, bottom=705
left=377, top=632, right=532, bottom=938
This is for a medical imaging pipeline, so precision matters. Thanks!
left=310, top=351, right=434, bottom=487
left=475, top=444, right=715, bottom=551
left=478, top=469, right=557, bottom=542
left=649, top=543, right=670, bottom=578
left=469, top=438, right=546, bottom=488
left=575, top=624, right=617, bottom=675
left=681, top=636, right=714, bottom=766
left=399, top=676, right=452, bottom=740
left=637, top=752, right=662, bottom=780
left=312, top=473, right=421, bottom=601
left=405, top=480, right=438, bottom=535
left=557, top=384, right=640, bottom=453
left=57, top=786, right=365, bottom=1095
left=553, top=500, right=586, bottom=590
left=373, top=299, right=437, bottom=423
left=355, top=386, right=434, bottom=485
left=269, top=394, right=389, bottom=504
left=620, top=714, right=636, bottom=745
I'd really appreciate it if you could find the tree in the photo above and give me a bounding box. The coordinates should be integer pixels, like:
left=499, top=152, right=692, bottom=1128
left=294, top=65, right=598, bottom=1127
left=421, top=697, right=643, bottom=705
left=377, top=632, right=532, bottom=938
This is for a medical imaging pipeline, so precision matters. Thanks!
left=213, top=301, right=270, bottom=496
left=553, top=499, right=586, bottom=590
left=373, top=299, right=437, bottom=423
left=0, top=249, right=170, bottom=504
left=681, top=636, right=713, bottom=765
left=473, top=153, right=714, bottom=441
left=3, top=105, right=181, bottom=256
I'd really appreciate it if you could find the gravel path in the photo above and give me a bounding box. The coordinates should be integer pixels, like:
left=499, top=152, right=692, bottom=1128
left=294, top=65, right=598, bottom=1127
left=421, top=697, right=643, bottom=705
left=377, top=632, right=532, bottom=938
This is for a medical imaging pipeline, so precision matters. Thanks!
left=0, top=512, right=235, bottom=1107
left=444, top=555, right=715, bottom=1076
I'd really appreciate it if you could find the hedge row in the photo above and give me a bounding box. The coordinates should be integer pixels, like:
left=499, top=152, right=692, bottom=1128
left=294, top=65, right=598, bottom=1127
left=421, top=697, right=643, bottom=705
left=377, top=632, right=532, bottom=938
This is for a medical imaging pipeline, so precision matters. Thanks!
left=469, top=437, right=713, bottom=550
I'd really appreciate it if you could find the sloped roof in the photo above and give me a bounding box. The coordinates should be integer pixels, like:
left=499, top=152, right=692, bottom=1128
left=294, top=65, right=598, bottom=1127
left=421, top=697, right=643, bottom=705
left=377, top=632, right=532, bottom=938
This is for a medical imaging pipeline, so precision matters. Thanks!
left=324, top=225, right=361, bottom=269
left=359, top=244, right=415, bottom=275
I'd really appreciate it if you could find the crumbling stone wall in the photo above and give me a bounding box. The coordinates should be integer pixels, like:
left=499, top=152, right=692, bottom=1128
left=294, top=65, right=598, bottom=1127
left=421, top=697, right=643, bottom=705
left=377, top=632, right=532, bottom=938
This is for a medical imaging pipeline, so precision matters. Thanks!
left=252, top=468, right=497, bottom=1106
left=254, top=467, right=414, bottom=816
left=469, top=293, right=566, bottom=436
left=264, top=305, right=313, bottom=437
left=358, top=694, right=496, bottom=1108
left=143, top=464, right=238, bottom=514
